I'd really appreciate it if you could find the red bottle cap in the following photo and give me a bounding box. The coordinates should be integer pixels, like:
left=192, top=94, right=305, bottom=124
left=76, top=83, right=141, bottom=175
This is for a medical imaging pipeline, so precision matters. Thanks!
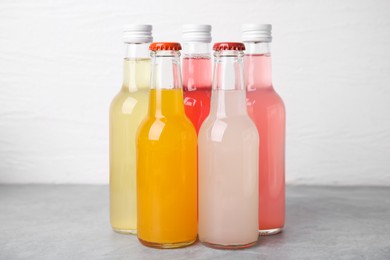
left=149, top=42, right=182, bottom=51
left=213, top=42, right=245, bottom=51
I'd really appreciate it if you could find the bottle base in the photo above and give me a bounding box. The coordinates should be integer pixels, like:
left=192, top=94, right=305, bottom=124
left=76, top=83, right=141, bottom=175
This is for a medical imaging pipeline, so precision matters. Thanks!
left=201, top=240, right=257, bottom=250
left=112, top=228, right=137, bottom=235
left=138, top=237, right=196, bottom=249
left=259, top=227, right=283, bottom=236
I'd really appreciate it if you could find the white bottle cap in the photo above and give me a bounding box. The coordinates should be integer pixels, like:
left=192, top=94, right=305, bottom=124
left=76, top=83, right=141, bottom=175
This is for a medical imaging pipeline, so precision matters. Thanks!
left=242, top=24, right=272, bottom=42
left=123, top=24, right=153, bottom=43
left=182, top=24, right=212, bottom=43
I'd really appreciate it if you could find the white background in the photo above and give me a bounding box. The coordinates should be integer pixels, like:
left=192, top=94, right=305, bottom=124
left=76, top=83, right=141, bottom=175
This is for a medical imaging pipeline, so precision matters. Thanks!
left=0, top=0, right=389, bottom=185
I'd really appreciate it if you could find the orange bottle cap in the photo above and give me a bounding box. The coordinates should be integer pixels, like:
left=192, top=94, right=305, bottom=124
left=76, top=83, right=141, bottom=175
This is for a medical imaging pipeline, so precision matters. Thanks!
left=213, top=42, right=245, bottom=51
left=149, top=42, right=182, bottom=51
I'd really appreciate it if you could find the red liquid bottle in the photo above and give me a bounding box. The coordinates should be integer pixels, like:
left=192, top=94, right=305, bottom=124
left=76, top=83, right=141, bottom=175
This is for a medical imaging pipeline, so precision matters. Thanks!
left=242, top=24, right=286, bottom=235
left=182, top=24, right=212, bottom=133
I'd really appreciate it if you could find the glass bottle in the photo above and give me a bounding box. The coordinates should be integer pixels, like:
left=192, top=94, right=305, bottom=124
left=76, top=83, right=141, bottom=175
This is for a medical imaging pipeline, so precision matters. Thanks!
left=198, top=42, right=259, bottom=249
left=137, top=42, right=198, bottom=248
left=109, top=25, right=152, bottom=234
left=182, top=24, right=212, bottom=133
left=242, top=24, right=286, bottom=235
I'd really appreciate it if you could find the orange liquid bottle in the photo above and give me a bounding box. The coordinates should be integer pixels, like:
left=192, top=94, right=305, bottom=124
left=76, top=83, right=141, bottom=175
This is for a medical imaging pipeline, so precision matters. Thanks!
left=137, top=42, right=198, bottom=248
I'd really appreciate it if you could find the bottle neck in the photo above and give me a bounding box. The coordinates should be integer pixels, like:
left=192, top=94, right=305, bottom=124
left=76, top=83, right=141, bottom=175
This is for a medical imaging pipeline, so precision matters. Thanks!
left=243, top=42, right=273, bottom=90
left=122, top=43, right=151, bottom=92
left=151, top=50, right=182, bottom=90
left=211, top=50, right=247, bottom=117
left=124, top=42, right=150, bottom=59
left=182, top=42, right=212, bottom=91
left=244, top=41, right=271, bottom=55
left=149, top=50, right=184, bottom=117
left=213, top=50, right=245, bottom=91
left=182, top=42, right=210, bottom=57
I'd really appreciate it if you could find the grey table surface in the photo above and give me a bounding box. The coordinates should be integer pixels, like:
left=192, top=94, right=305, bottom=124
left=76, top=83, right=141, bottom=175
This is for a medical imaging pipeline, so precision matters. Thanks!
left=0, top=185, right=389, bottom=260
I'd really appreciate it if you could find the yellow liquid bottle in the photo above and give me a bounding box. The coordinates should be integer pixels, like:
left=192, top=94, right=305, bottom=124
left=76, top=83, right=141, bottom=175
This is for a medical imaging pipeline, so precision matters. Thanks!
left=137, top=42, right=198, bottom=248
left=109, top=26, right=152, bottom=234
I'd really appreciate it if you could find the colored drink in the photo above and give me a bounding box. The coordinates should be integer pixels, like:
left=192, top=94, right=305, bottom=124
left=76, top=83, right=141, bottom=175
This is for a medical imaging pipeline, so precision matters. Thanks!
left=183, top=58, right=212, bottom=133
left=109, top=25, right=152, bottom=234
left=137, top=42, right=198, bottom=248
left=243, top=24, right=286, bottom=235
left=198, top=42, right=259, bottom=249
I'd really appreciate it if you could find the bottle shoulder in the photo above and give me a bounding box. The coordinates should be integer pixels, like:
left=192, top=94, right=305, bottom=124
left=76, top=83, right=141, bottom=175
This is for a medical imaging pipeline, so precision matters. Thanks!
left=111, top=88, right=149, bottom=103
left=109, top=89, right=149, bottom=115
left=246, top=88, right=285, bottom=110
left=199, top=115, right=258, bottom=140
left=272, top=89, right=285, bottom=106
left=138, top=115, right=197, bottom=140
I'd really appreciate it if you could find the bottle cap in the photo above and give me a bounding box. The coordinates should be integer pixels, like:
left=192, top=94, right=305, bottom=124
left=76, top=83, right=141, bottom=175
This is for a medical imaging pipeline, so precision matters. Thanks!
left=213, top=42, right=245, bottom=51
left=122, top=24, right=153, bottom=43
left=149, top=42, right=182, bottom=51
left=182, top=24, right=212, bottom=43
left=241, top=24, right=272, bottom=42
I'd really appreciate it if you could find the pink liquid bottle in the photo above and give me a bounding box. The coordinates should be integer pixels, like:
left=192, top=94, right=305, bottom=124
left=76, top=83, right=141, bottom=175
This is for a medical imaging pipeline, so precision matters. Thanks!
left=182, top=24, right=212, bottom=133
left=242, top=24, right=286, bottom=235
left=198, top=42, right=259, bottom=249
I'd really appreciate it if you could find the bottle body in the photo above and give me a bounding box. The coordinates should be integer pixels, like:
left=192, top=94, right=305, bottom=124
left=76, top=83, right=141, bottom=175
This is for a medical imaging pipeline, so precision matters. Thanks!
left=183, top=56, right=212, bottom=133
left=110, top=57, right=150, bottom=234
left=137, top=45, right=198, bottom=248
left=137, top=89, right=197, bottom=247
left=198, top=44, right=259, bottom=249
left=245, top=48, right=285, bottom=234
left=198, top=90, right=259, bottom=248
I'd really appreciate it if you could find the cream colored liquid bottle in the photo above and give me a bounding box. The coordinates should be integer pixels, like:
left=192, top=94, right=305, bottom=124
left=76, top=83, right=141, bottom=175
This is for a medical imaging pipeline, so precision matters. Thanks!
left=109, top=25, right=152, bottom=234
left=198, top=42, right=259, bottom=249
